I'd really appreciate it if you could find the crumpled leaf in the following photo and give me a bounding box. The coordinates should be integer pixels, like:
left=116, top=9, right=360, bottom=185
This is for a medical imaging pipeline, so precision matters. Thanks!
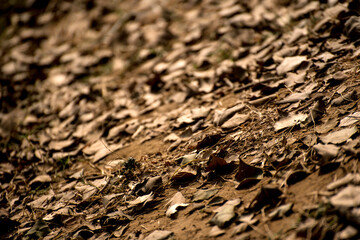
left=327, top=174, right=360, bottom=191
left=329, top=185, right=360, bottom=208
left=221, top=113, right=249, bottom=129
left=144, top=230, right=173, bottom=240
left=27, top=194, right=54, bottom=209
left=196, top=133, right=222, bottom=150
left=313, top=143, right=340, bottom=162
left=235, top=158, right=262, bottom=182
left=278, top=92, right=309, bottom=104
left=274, top=113, right=307, bottom=131
left=320, top=126, right=357, bottom=144
left=205, top=153, right=232, bottom=172
left=166, top=192, right=188, bottom=218
left=248, top=185, right=282, bottom=210
left=231, top=214, right=258, bottom=236
left=136, top=176, right=163, bottom=196
left=208, top=226, right=225, bottom=237
left=339, top=112, right=360, bottom=127
left=338, top=225, right=358, bottom=239
left=25, top=219, right=50, bottom=239
left=177, top=153, right=197, bottom=165
left=210, top=199, right=241, bottom=228
left=128, top=193, right=154, bottom=210
left=286, top=170, right=309, bottom=186
left=268, top=203, right=293, bottom=219
left=171, top=165, right=197, bottom=182
left=29, top=174, right=51, bottom=189
left=344, top=16, right=360, bottom=39
left=213, top=103, right=245, bottom=126
left=276, top=56, right=307, bottom=75
left=192, top=188, right=219, bottom=202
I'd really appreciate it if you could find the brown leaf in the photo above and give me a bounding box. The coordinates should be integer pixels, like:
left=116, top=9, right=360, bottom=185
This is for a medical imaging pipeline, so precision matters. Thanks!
left=213, top=104, right=245, bottom=126
left=210, top=199, right=241, bottom=228
left=313, top=143, right=340, bottom=162
left=144, top=230, right=173, bottom=240
left=205, top=154, right=228, bottom=172
left=274, top=113, right=307, bottom=131
left=196, top=133, right=222, bottom=150
left=248, top=185, right=282, bottom=210
left=192, top=188, right=219, bottom=202
left=171, top=166, right=197, bottom=182
left=235, top=159, right=263, bottom=182
left=320, top=126, right=358, bottom=144
left=276, top=56, right=307, bottom=75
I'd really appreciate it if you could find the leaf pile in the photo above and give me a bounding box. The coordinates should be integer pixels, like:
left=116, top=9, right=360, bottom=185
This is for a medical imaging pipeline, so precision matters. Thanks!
left=1, top=0, right=360, bottom=239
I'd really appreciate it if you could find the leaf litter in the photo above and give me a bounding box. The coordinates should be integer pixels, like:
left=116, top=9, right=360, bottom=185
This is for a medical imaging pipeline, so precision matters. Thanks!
left=2, top=0, right=360, bottom=239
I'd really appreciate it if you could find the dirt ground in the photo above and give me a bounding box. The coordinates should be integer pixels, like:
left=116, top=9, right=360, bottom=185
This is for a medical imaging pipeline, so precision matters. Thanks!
left=1, top=0, right=360, bottom=239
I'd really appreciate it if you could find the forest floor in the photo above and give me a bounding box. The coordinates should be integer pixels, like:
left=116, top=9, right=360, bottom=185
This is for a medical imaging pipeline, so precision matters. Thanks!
left=1, top=0, right=360, bottom=239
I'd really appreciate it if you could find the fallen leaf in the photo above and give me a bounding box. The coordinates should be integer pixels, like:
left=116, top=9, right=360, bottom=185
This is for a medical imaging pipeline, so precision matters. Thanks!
left=27, top=194, right=54, bottom=209
left=208, top=226, right=225, bottom=237
left=171, top=166, right=197, bottom=182
left=286, top=171, right=309, bottom=186
left=268, top=203, right=293, bottom=219
left=192, top=188, right=219, bottom=202
left=196, top=133, right=222, bottom=150
left=29, top=174, right=51, bottom=189
left=231, top=214, right=257, bottom=236
left=235, top=158, right=263, bottom=182
left=339, top=112, right=360, bottom=127
left=221, top=113, right=249, bottom=129
left=166, top=192, right=188, bottom=218
left=344, top=16, right=360, bottom=39
left=320, top=126, right=358, bottom=144
left=144, top=230, right=173, bottom=240
left=329, top=185, right=360, bottom=208
left=274, top=113, right=307, bottom=131
left=313, top=143, right=340, bottom=162
left=69, top=169, right=84, bottom=180
left=213, top=103, right=245, bottom=126
left=177, top=153, right=197, bottom=165
left=327, top=174, right=360, bottom=191
left=137, top=176, right=163, bottom=195
left=248, top=185, right=282, bottom=210
left=25, top=219, right=50, bottom=239
left=205, top=154, right=229, bottom=172
left=277, top=92, right=309, bottom=104
left=208, top=196, right=226, bottom=206
left=128, top=193, right=154, bottom=209
left=276, top=56, right=307, bottom=75
left=210, top=199, right=241, bottom=228
left=166, top=203, right=189, bottom=218
left=338, top=225, right=358, bottom=239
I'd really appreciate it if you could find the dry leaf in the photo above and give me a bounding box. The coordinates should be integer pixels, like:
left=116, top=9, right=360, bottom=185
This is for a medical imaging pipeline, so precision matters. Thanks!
left=276, top=56, right=307, bottom=75
left=144, top=230, right=173, bottom=240
left=274, top=113, right=307, bottom=131
left=192, top=188, right=219, bottom=202
left=320, top=126, right=358, bottom=144
left=235, top=158, right=263, bottom=182
left=329, top=185, right=360, bottom=208
left=313, top=143, right=340, bottom=162
left=210, top=199, right=241, bottom=228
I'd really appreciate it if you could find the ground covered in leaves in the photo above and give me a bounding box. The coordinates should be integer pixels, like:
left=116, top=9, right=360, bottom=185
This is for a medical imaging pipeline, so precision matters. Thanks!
left=1, top=0, right=360, bottom=239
